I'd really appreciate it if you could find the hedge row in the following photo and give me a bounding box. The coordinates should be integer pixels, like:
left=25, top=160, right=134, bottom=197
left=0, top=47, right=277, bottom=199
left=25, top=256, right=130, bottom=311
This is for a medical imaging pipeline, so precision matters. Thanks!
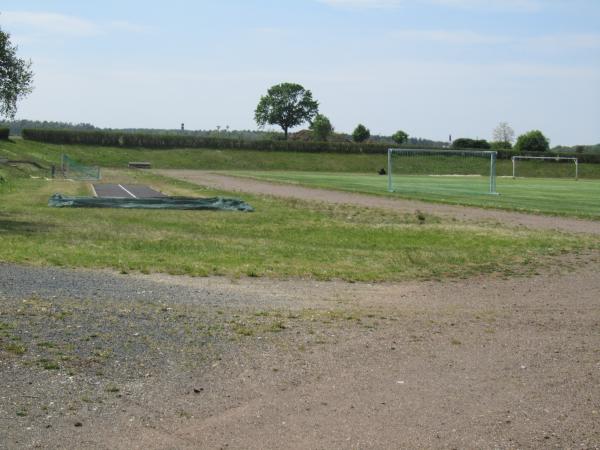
left=22, top=128, right=400, bottom=154
left=20, top=128, right=600, bottom=163
left=0, top=128, right=9, bottom=140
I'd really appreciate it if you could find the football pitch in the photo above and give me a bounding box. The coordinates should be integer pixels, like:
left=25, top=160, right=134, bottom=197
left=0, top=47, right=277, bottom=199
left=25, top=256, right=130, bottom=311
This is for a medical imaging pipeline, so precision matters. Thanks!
left=231, top=171, right=600, bottom=219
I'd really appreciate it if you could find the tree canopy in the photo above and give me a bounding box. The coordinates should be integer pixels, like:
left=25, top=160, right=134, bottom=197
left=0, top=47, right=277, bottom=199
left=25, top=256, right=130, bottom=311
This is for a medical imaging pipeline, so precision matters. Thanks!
left=0, top=27, right=34, bottom=119
left=514, top=130, right=550, bottom=153
left=310, top=114, right=333, bottom=141
left=254, top=83, right=319, bottom=140
left=392, top=130, right=409, bottom=145
left=492, top=122, right=515, bottom=147
left=352, top=124, right=370, bottom=143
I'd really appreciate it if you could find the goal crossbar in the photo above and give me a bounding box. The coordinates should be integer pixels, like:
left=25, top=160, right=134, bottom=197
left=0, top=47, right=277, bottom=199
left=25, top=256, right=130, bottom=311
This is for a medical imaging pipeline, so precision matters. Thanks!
left=511, top=155, right=578, bottom=180
left=387, top=148, right=498, bottom=195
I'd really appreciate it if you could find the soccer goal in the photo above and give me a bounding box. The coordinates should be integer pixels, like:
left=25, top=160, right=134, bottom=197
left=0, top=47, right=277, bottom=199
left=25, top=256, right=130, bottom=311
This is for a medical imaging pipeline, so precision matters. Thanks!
left=61, top=154, right=101, bottom=180
left=511, top=155, right=578, bottom=180
left=387, top=149, right=498, bottom=195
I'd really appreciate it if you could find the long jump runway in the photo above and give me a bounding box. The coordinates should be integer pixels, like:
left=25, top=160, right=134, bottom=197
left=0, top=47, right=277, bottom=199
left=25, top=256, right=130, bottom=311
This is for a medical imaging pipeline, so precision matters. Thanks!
left=92, top=184, right=166, bottom=199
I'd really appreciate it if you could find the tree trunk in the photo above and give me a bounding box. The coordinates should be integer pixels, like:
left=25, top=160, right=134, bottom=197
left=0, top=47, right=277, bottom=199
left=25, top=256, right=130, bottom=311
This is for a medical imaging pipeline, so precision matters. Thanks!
left=284, top=127, right=288, bottom=140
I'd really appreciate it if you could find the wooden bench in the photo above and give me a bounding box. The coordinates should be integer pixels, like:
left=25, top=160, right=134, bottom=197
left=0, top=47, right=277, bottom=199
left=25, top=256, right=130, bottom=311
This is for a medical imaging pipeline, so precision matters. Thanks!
left=128, top=162, right=151, bottom=169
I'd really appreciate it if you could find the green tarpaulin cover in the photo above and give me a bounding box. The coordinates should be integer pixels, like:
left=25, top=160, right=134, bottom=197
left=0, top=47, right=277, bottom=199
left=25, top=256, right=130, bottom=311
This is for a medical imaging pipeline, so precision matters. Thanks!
left=49, top=194, right=254, bottom=212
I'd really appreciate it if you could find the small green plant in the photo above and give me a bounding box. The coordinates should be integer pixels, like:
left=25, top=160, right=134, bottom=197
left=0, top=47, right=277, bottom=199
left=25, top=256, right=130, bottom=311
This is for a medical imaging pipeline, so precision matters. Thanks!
left=3, top=343, right=27, bottom=355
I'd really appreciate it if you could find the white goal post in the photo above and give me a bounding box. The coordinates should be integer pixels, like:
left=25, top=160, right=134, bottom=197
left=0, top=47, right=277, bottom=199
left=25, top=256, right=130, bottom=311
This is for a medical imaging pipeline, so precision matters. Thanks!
left=511, top=155, right=578, bottom=180
left=387, top=148, right=499, bottom=195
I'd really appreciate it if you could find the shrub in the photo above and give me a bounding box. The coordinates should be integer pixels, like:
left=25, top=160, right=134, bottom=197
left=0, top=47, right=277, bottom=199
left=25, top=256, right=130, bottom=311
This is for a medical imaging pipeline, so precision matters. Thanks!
left=452, top=138, right=491, bottom=149
left=310, top=114, right=334, bottom=141
left=0, top=128, right=9, bottom=140
left=392, top=130, right=409, bottom=145
left=514, top=130, right=550, bottom=153
left=352, top=124, right=370, bottom=143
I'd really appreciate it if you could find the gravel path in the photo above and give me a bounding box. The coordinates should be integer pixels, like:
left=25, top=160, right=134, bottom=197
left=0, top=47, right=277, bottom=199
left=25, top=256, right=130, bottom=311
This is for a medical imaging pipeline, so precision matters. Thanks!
left=1, top=257, right=599, bottom=449
left=157, top=170, right=600, bottom=235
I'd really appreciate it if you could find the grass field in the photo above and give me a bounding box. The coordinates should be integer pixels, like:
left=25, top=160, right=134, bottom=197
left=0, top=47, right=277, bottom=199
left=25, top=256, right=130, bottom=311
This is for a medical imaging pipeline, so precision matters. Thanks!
left=230, top=171, right=600, bottom=219
left=1, top=164, right=596, bottom=281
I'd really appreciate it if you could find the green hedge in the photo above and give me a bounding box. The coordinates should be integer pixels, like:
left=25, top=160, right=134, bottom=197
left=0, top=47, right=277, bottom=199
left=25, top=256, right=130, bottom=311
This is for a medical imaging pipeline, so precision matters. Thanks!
left=20, top=128, right=600, bottom=163
left=0, top=128, right=9, bottom=140
left=22, top=128, right=460, bottom=155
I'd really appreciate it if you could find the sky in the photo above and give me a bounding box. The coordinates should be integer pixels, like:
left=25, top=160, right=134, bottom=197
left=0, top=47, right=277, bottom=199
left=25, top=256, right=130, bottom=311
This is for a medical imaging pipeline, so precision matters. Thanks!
left=1, top=0, right=599, bottom=145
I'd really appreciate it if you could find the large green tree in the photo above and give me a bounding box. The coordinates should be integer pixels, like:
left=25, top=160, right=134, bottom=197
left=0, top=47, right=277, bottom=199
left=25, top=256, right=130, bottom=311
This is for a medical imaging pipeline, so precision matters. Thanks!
left=0, top=26, right=34, bottom=119
left=254, top=83, right=319, bottom=140
left=514, top=130, right=550, bottom=153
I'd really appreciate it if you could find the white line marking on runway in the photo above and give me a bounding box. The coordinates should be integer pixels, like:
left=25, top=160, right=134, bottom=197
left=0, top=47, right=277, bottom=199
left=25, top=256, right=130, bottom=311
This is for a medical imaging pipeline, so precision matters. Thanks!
left=118, top=184, right=137, bottom=198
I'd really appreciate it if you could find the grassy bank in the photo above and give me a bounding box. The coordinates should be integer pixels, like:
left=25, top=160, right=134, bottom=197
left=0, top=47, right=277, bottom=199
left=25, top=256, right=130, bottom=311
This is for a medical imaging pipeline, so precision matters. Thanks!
left=0, top=167, right=595, bottom=281
left=2, top=139, right=600, bottom=178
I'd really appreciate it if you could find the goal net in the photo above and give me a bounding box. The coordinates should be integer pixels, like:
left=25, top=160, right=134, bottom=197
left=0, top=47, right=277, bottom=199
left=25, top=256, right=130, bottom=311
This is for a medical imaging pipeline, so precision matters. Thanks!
left=511, top=156, right=578, bottom=180
left=387, top=149, right=498, bottom=195
left=61, top=154, right=101, bottom=180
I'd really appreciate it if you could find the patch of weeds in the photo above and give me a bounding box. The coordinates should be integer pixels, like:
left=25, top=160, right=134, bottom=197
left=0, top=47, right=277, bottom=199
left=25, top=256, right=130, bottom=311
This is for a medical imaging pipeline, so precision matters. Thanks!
left=451, top=338, right=462, bottom=346
left=38, top=358, right=59, bottom=370
left=37, top=341, right=57, bottom=349
left=105, top=384, right=120, bottom=393
left=177, top=410, right=191, bottom=419
left=233, top=325, right=255, bottom=337
left=266, top=321, right=286, bottom=332
left=3, top=342, right=27, bottom=355
left=16, top=410, right=28, bottom=417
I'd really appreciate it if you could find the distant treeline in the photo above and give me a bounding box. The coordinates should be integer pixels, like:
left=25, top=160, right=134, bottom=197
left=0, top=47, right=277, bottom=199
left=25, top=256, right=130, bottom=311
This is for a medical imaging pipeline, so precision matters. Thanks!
left=21, top=128, right=600, bottom=163
left=21, top=128, right=453, bottom=155
left=3, top=119, right=449, bottom=147
left=0, top=120, right=97, bottom=135
left=553, top=144, right=600, bottom=153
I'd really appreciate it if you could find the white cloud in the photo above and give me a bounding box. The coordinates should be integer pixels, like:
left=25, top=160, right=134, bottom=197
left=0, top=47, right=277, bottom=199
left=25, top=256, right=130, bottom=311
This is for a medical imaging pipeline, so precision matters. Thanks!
left=0, top=11, right=149, bottom=38
left=389, top=28, right=600, bottom=51
left=390, top=29, right=510, bottom=45
left=1, top=11, right=101, bottom=37
left=317, top=0, right=543, bottom=11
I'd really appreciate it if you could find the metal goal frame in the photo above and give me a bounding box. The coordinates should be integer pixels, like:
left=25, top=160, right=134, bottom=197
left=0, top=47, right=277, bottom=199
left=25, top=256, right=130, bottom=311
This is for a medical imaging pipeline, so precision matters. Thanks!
left=387, top=148, right=498, bottom=195
left=511, top=155, right=578, bottom=180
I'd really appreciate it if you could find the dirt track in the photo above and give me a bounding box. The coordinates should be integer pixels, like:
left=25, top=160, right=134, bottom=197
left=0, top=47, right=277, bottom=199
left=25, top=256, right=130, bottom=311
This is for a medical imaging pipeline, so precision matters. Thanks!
left=157, top=170, right=600, bottom=235
left=1, top=257, right=599, bottom=449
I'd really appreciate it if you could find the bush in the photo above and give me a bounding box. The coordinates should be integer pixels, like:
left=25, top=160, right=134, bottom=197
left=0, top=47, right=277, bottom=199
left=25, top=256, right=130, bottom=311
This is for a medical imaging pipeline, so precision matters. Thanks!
left=392, top=130, right=409, bottom=145
left=452, top=138, right=491, bottom=149
left=0, top=128, right=9, bottom=140
left=514, top=130, right=549, bottom=153
left=352, top=124, right=370, bottom=143
left=310, top=114, right=334, bottom=141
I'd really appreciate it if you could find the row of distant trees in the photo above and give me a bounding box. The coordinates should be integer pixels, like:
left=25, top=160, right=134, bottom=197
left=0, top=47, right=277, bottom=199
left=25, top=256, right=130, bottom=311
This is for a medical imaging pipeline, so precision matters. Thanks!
left=453, top=123, right=551, bottom=153
left=252, top=83, right=571, bottom=154
left=254, top=83, right=411, bottom=145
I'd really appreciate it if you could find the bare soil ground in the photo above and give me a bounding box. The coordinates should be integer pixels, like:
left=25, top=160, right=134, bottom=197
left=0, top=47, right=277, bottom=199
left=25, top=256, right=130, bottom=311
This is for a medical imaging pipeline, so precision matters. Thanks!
left=2, top=171, right=599, bottom=449
left=156, top=170, right=600, bottom=235
left=1, top=253, right=599, bottom=449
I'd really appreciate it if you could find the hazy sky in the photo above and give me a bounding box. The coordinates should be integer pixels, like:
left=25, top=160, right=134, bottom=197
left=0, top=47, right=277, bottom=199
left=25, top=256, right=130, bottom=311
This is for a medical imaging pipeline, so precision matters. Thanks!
left=1, top=0, right=599, bottom=145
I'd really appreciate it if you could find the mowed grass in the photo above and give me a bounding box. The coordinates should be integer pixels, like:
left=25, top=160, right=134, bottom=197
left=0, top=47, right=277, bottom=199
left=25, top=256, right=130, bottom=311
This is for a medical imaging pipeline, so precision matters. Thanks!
left=230, top=171, right=600, bottom=219
left=0, top=167, right=596, bottom=281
